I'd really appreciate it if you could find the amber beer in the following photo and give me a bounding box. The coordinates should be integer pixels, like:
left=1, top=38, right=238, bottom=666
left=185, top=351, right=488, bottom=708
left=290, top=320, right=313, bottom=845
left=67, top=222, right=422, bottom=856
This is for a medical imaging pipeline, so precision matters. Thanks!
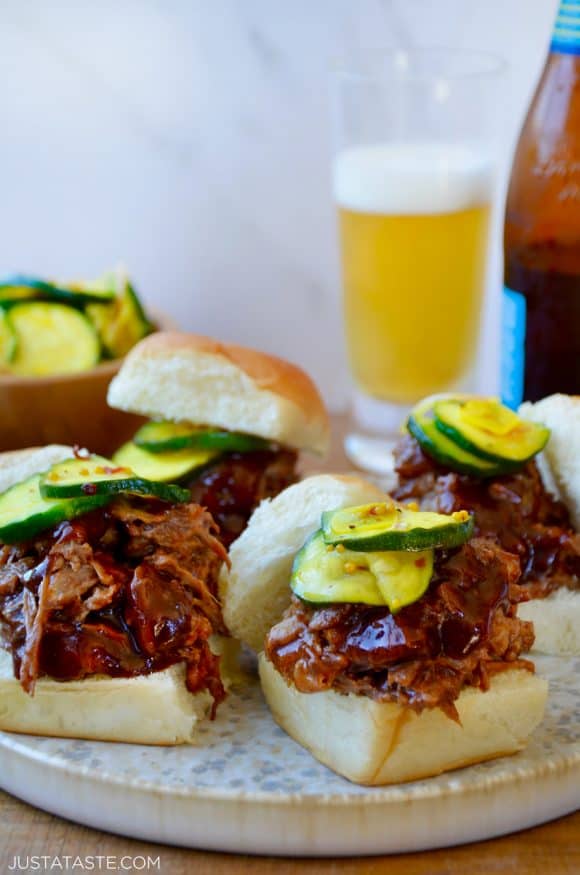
left=335, top=144, right=492, bottom=404
left=502, top=0, right=580, bottom=406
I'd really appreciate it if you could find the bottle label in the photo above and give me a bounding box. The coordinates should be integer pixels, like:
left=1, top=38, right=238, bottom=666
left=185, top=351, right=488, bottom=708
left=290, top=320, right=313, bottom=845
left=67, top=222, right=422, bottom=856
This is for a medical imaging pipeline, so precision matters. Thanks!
left=551, top=0, right=580, bottom=55
left=501, top=287, right=527, bottom=410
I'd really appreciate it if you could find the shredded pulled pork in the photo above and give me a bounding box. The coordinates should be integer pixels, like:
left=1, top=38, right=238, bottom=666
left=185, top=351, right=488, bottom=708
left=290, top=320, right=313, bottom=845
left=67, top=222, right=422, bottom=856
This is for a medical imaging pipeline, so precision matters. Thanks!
left=0, top=500, right=229, bottom=714
left=392, top=433, right=580, bottom=598
left=186, top=449, right=298, bottom=547
left=265, top=538, right=534, bottom=720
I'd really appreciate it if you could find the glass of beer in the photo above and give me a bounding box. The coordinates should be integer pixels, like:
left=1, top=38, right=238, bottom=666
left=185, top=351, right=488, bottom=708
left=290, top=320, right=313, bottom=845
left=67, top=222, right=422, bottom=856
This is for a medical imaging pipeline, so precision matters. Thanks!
left=333, top=49, right=506, bottom=472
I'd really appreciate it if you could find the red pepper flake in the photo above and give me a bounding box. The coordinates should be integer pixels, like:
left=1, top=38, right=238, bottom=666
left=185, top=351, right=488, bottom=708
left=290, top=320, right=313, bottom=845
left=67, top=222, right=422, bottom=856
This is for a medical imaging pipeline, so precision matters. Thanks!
left=81, top=483, right=98, bottom=495
left=103, top=466, right=129, bottom=475
left=415, top=557, right=426, bottom=568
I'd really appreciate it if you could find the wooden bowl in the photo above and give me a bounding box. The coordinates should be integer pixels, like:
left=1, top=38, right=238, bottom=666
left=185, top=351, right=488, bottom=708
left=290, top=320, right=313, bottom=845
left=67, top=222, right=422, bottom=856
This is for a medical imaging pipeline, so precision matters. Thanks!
left=0, top=359, right=146, bottom=456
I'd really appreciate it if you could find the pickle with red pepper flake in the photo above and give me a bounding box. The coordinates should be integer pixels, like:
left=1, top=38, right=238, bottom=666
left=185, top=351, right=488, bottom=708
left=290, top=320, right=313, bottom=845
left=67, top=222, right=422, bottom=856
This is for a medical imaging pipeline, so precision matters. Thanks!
left=39, top=456, right=189, bottom=503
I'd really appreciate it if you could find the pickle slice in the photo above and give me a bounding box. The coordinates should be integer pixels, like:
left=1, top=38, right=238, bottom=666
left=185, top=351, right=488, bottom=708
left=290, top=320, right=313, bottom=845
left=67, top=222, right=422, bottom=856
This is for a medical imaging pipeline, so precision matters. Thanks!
left=434, top=398, right=550, bottom=464
left=0, top=309, right=17, bottom=366
left=113, top=441, right=219, bottom=483
left=134, top=420, right=270, bottom=454
left=0, top=473, right=110, bottom=544
left=39, top=457, right=190, bottom=503
left=407, top=397, right=510, bottom=477
left=322, top=502, right=474, bottom=552
left=8, top=302, right=100, bottom=377
left=291, top=530, right=433, bottom=612
left=0, top=274, right=115, bottom=304
left=86, top=270, right=153, bottom=359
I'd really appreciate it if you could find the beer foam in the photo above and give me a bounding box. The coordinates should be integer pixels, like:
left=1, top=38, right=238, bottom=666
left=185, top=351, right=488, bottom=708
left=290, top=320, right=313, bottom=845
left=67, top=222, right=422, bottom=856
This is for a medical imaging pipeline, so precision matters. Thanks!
left=333, top=143, right=492, bottom=214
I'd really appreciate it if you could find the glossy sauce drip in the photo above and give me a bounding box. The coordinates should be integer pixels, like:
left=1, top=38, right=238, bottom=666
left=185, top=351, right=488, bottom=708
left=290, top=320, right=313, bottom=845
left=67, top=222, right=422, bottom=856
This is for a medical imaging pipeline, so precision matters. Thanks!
left=1, top=500, right=226, bottom=706
left=265, top=538, right=532, bottom=716
left=186, top=449, right=297, bottom=547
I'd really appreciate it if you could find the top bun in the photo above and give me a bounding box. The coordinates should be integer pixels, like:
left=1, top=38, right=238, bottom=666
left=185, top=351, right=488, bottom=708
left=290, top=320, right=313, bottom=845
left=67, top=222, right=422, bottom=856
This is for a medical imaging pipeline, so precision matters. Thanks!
left=0, top=445, right=74, bottom=495
left=519, top=394, right=580, bottom=529
left=220, top=473, right=386, bottom=651
left=108, top=332, right=330, bottom=455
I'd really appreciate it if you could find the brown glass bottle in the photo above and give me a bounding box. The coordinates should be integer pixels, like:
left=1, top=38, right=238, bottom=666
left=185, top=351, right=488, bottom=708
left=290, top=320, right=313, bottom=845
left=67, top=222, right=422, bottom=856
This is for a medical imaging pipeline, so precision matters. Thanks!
left=502, top=3, right=580, bottom=408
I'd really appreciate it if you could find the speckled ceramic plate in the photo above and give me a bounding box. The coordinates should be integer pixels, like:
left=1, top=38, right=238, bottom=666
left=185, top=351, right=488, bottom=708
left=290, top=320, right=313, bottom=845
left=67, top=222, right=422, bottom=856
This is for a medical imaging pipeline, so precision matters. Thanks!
left=1, top=655, right=579, bottom=856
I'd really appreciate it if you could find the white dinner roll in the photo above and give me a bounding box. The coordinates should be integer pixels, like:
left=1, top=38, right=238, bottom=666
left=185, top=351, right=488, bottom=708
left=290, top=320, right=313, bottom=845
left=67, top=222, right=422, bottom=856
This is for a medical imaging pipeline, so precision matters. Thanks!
left=259, top=656, right=548, bottom=785
left=0, top=650, right=213, bottom=745
left=0, top=444, right=74, bottom=494
left=107, top=331, right=330, bottom=455
left=520, top=394, right=580, bottom=529
left=518, top=589, right=580, bottom=655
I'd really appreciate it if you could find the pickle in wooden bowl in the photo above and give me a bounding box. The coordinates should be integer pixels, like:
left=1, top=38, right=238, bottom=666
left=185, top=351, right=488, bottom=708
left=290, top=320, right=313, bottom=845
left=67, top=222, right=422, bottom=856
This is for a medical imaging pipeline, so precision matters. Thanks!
left=0, top=268, right=168, bottom=455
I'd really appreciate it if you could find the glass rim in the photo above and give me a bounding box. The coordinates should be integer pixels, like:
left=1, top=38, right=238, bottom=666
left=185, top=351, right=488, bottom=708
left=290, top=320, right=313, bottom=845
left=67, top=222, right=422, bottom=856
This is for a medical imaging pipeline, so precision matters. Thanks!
left=333, top=47, right=508, bottom=84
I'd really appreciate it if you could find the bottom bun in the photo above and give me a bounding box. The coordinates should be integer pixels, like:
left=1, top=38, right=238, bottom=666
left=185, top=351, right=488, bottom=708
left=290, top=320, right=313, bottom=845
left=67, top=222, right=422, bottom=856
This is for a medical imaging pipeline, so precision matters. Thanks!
left=259, top=655, right=548, bottom=785
left=518, top=589, right=580, bottom=655
left=0, top=648, right=225, bottom=745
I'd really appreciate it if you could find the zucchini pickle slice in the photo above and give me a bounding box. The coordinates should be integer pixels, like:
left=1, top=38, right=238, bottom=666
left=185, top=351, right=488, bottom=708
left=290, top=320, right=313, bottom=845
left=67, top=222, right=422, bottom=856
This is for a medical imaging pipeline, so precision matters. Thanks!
left=433, top=398, right=550, bottom=464
left=39, top=457, right=190, bottom=503
left=0, top=473, right=110, bottom=544
left=0, top=310, right=17, bottom=365
left=0, top=274, right=115, bottom=305
left=8, top=302, right=100, bottom=377
left=134, top=420, right=270, bottom=454
left=86, top=271, right=153, bottom=359
left=291, top=530, right=433, bottom=612
left=321, top=501, right=474, bottom=552
left=113, top=441, right=219, bottom=483
left=407, top=397, right=510, bottom=478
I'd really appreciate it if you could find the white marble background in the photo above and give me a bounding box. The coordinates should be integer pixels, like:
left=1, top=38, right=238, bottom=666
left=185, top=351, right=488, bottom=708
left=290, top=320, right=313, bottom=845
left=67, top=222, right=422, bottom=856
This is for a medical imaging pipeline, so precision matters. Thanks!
left=0, top=0, right=560, bottom=409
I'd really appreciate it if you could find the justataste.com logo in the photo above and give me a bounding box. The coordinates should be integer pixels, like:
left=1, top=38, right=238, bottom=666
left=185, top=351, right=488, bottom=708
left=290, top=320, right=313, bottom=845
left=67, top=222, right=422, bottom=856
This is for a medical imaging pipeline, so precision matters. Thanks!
left=7, top=856, right=161, bottom=871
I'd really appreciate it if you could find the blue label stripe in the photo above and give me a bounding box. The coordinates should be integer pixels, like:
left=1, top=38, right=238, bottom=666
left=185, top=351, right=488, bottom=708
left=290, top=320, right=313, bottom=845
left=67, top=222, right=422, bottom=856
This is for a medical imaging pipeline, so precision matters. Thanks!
left=551, top=0, right=580, bottom=54
left=501, top=287, right=527, bottom=410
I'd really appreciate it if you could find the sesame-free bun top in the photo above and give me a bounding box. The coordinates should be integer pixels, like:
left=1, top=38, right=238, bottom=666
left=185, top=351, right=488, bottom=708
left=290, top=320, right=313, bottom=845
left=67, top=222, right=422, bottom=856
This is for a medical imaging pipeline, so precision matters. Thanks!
left=0, top=445, right=74, bottom=495
left=107, top=332, right=330, bottom=455
left=519, top=393, right=580, bottom=529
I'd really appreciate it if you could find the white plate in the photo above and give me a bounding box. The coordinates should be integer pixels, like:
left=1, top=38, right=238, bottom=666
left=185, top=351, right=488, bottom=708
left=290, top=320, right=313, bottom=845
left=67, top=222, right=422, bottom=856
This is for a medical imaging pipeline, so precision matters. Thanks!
left=1, top=654, right=579, bottom=857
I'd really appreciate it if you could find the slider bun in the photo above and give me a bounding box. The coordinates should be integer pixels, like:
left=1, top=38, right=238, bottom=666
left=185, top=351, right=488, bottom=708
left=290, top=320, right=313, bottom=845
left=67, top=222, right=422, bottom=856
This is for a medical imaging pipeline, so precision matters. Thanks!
left=0, top=445, right=74, bottom=495
left=220, top=473, right=385, bottom=651
left=0, top=448, right=239, bottom=742
left=259, top=655, right=548, bottom=785
left=0, top=641, right=237, bottom=745
left=107, top=331, right=330, bottom=455
left=519, top=394, right=580, bottom=528
left=0, top=650, right=211, bottom=744
left=518, top=589, right=580, bottom=655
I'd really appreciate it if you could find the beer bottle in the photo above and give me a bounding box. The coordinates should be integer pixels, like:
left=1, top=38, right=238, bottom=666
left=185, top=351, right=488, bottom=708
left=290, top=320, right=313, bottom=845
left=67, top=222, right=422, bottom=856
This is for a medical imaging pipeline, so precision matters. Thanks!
left=502, top=0, right=580, bottom=407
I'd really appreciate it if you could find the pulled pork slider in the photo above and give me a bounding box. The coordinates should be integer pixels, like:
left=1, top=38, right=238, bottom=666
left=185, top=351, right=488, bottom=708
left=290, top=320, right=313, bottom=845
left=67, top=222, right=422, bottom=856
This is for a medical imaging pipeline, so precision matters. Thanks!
left=394, top=394, right=580, bottom=655
left=0, top=446, right=232, bottom=744
left=107, top=332, right=330, bottom=547
left=221, top=475, right=547, bottom=786
left=517, top=394, right=580, bottom=652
